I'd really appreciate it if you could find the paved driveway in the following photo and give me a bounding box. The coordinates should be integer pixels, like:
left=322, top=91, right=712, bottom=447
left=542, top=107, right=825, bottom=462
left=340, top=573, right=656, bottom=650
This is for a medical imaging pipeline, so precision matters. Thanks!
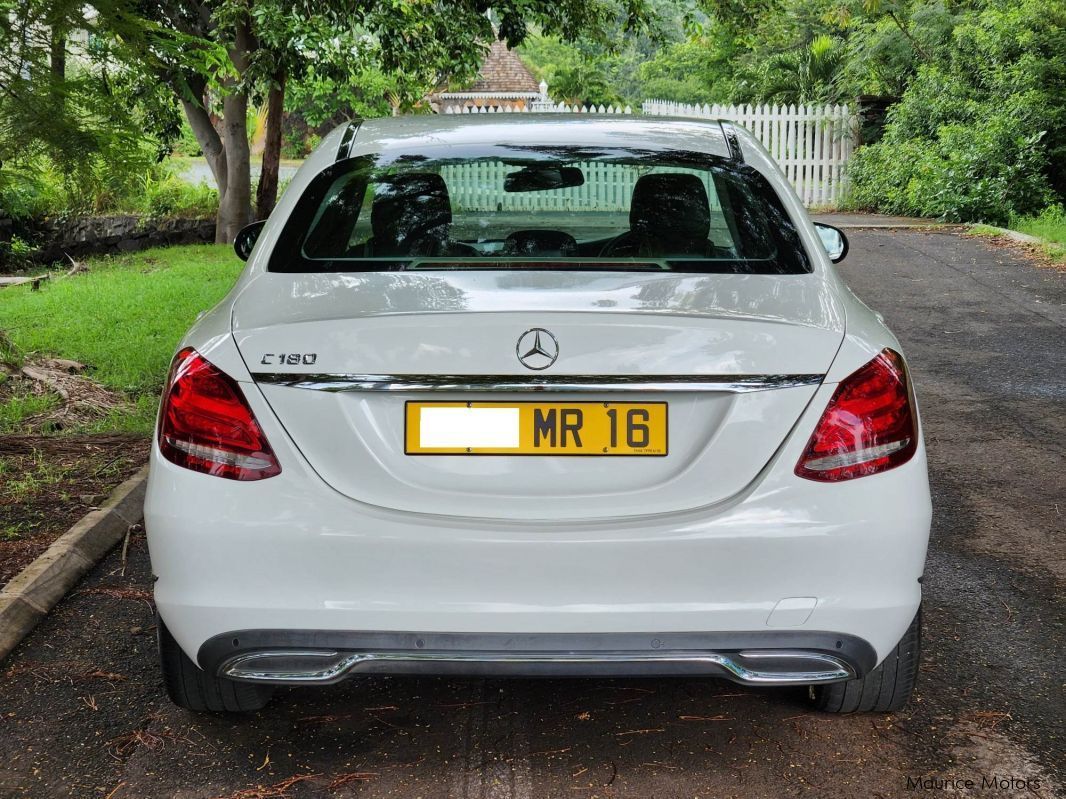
left=1, top=229, right=1063, bottom=799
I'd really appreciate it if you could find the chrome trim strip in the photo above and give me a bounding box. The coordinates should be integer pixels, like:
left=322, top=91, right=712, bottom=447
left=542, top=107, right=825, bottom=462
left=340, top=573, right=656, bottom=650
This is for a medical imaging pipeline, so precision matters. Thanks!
left=250, top=373, right=823, bottom=394
left=221, top=649, right=853, bottom=686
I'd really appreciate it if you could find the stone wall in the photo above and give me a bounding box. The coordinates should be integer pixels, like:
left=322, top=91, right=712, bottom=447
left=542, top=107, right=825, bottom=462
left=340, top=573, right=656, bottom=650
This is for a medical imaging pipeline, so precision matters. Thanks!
left=0, top=214, right=215, bottom=269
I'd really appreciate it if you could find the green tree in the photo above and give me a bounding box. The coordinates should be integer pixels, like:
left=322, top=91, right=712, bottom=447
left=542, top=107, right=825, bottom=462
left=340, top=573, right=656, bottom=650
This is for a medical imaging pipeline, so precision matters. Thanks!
left=638, top=36, right=737, bottom=103
left=733, top=33, right=848, bottom=104
left=839, top=1, right=957, bottom=96
left=519, top=36, right=623, bottom=106
left=0, top=1, right=176, bottom=215
left=847, top=0, right=1066, bottom=222
left=519, top=0, right=695, bottom=106
left=61, top=1, right=656, bottom=242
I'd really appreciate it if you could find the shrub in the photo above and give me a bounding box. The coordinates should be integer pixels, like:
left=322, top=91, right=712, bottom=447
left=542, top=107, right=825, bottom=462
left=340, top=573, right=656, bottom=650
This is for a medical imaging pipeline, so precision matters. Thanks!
left=139, top=170, right=218, bottom=219
left=0, top=160, right=217, bottom=223
left=848, top=110, right=1053, bottom=225
left=0, top=164, right=68, bottom=220
left=0, top=236, right=38, bottom=269
left=847, top=0, right=1065, bottom=223
left=281, top=128, right=309, bottom=159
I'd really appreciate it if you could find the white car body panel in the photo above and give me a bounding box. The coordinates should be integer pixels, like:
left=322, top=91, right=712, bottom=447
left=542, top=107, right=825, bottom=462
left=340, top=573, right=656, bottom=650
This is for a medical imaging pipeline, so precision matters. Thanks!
left=232, top=271, right=844, bottom=518
left=145, top=115, right=931, bottom=686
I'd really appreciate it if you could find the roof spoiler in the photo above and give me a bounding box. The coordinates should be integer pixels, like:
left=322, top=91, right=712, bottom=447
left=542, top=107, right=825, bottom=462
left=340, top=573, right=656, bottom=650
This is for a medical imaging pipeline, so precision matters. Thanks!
left=719, top=121, right=744, bottom=163
left=335, top=119, right=364, bottom=161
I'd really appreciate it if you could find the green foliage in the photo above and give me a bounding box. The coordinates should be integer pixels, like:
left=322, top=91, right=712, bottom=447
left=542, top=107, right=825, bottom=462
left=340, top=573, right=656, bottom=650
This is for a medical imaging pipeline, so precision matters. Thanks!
left=0, top=160, right=217, bottom=221
left=4, top=1, right=661, bottom=234
left=0, top=2, right=214, bottom=225
left=848, top=113, right=1053, bottom=224
left=0, top=385, right=59, bottom=435
left=1009, top=204, right=1066, bottom=260
left=0, top=1, right=203, bottom=200
left=732, top=33, right=848, bottom=104
left=281, top=128, right=310, bottom=160
left=518, top=2, right=699, bottom=105
left=847, top=0, right=1065, bottom=223
left=171, top=119, right=205, bottom=158
left=281, top=63, right=398, bottom=157
left=520, top=36, right=624, bottom=106
left=1012, top=204, right=1066, bottom=243
left=0, top=236, right=38, bottom=270
left=0, top=102, right=161, bottom=217
left=139, top=171, right=218, bottom=219
left=521, top=0, right=868, bottom=106
left=287, top=66, right=394, bottom=124
left=841, top=1, right=958, bottom=96
left=0, top=166, right=67, bottom=220
left=0, top=245, right=241, bottom=432
left=637, top=36, right=736, bottom=103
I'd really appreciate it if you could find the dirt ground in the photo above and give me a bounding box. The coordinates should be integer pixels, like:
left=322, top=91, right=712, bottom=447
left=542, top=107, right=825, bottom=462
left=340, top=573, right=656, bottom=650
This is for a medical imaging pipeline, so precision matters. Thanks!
left=0, top=229, right=1063, bottom=799
left=0, top=434, right=149, bottom=587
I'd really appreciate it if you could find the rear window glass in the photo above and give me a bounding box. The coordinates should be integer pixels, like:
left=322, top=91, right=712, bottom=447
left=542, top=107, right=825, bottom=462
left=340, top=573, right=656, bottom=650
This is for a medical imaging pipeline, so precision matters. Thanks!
left=270, top=146, right=811, bottom=274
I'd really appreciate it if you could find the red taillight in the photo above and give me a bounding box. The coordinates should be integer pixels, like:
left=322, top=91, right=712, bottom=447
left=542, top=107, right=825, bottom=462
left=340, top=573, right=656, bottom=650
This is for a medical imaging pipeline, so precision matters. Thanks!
left=795, top=349, right=918, bottom=482
left=158, top=348, right=281, bottom=481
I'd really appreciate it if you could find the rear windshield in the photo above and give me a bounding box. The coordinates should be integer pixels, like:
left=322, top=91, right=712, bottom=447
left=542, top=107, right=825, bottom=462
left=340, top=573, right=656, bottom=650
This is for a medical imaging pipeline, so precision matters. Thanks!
left=270, top=145, right=811, bottom=274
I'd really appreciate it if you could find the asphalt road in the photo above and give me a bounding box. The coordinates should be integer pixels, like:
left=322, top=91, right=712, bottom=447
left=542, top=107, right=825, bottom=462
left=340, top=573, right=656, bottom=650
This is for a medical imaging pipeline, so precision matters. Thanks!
left=1, top=229, right=1063, bottom=799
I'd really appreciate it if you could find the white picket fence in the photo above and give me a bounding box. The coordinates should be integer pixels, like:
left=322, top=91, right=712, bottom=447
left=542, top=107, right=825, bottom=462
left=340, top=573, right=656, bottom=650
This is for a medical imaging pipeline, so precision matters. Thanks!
left=444, top=99, right=857, bottom=208
left=444, top=102, right=633, bottom=115
left=642, top=100, right=856, bottom=207
left=441, top=161, right=722, bottom=215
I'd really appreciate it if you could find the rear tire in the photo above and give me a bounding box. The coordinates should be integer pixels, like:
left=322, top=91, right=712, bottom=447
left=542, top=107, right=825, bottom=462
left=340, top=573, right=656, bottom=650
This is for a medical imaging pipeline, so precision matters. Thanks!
left=157, top=615, right=274, bottom=713
left=809, top=607, right=921, bottom=713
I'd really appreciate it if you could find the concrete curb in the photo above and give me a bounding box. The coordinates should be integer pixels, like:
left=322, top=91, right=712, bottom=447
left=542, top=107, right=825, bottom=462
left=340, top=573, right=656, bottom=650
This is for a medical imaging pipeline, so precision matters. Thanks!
left=829, top=222, right=955, bottom=229
left=969, top=224, right=1046, bottom=246
left=810, top=214, right=955, bottom=230
left=0, top=465, right=148, bottom=662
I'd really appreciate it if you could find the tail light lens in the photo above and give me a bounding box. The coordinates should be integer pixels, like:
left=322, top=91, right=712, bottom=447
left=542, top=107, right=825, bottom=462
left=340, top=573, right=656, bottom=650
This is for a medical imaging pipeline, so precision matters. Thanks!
left=795, top=349, right=918, bottom=482
left=158, top=348, right=281, bottom=480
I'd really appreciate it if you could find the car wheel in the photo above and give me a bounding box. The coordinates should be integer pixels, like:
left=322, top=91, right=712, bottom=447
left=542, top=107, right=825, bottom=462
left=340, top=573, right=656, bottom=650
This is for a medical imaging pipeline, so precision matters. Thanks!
left=809, top=607, right=921, bottom=713
left=157, top=614, right=274, bottom=713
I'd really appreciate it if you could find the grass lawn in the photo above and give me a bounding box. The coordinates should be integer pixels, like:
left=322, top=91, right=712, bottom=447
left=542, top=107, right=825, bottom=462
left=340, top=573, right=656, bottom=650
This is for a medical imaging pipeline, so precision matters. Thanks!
left=1011, top=206, right=1066, bottom=260
left=1, top=244, right=242, bottom=434
left=1, top=243, right=238, bottom=580
left=972, top=205, right=1066, bottom=262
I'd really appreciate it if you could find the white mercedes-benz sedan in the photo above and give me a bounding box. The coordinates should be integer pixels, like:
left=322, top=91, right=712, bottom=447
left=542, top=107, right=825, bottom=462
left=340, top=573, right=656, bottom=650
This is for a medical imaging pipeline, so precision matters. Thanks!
left=145, top=114, right=931, bottom=714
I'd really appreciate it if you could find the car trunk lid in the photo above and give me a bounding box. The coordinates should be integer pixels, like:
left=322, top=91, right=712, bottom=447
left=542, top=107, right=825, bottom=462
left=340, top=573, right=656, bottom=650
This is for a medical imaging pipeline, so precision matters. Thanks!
left=232, top=270, right=843, bottom=520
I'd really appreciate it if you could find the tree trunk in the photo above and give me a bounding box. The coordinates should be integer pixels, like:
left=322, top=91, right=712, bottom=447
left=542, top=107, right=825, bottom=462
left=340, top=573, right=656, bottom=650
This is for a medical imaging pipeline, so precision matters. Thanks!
left=49, top=30, right=66, bottom=79
left=216, top=90, right=252, bottom=243
left=180, top=96, right=227, bottom=198
left=214, top=17, right=255, bottom=243
left=255, top=70, right=286, bottom=220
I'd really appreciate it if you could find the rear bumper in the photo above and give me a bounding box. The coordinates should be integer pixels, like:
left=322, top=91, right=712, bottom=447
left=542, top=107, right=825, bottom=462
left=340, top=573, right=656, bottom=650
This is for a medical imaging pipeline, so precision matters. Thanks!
left=146, top=425, right=931, bottom=673
left=146, top=367, right=932, bottom=675
left=201, top=629, right=875, bottom=686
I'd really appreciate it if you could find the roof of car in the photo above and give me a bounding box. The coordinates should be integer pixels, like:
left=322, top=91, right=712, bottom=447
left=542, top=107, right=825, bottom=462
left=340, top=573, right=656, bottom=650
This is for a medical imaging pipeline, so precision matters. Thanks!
left=342, top=114, right=733, bottom=160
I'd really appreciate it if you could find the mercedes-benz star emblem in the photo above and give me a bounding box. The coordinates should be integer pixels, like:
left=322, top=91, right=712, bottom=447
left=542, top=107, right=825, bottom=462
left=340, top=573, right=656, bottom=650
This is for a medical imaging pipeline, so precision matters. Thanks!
left=516, top=328, right=559, bottom=371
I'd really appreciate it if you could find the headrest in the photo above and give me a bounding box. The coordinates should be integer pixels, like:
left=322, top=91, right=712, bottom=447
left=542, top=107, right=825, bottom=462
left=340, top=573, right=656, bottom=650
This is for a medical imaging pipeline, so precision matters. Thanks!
left=503, top=230, right=579, bottom=257
left=370, top=173, right=452, bottom=252
left=629, top=173, right=710, bottom=243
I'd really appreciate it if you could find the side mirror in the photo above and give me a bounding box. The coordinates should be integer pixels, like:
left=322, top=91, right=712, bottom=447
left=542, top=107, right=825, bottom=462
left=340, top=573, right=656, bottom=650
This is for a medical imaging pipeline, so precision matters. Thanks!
left=814, top=223, right=849, bottom=263
left=234, top=220, right=266, bottom=261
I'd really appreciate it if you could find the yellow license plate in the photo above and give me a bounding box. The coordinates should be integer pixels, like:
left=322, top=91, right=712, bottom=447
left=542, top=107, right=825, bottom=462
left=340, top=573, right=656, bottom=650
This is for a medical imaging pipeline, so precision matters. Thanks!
left=405, top=401, right=668, bottom=456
